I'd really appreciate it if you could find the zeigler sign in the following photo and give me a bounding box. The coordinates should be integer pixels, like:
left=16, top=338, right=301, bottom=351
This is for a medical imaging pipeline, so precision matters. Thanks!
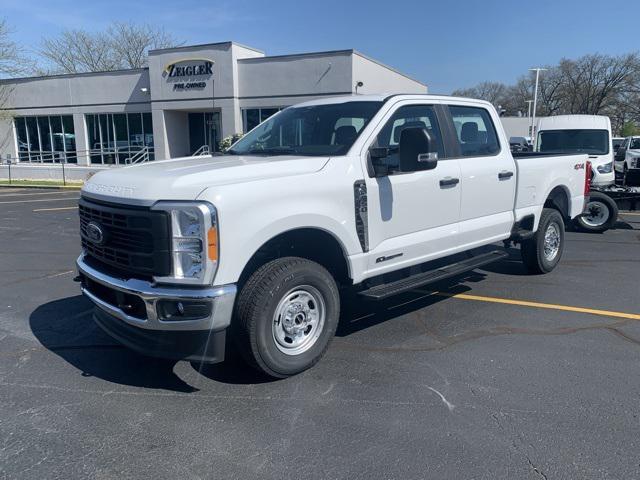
left=163, top=58, right=214, bottom=91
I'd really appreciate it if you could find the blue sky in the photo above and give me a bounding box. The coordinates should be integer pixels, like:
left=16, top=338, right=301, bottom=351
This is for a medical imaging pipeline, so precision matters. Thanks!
left=2, top=0, right=638, bottom=93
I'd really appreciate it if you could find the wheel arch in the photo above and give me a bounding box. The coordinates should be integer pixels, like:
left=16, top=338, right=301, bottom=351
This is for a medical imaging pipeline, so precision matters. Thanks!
left=543, top=185, right=572, bottom=221
left=237, top=227, right=352, bottom=288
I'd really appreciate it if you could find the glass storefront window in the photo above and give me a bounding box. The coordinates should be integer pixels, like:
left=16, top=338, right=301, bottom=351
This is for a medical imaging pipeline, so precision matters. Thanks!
left=13, top=115, right=77, bottom=163
left=243, top=107, right=283, bottom=133
left=86, top=113, right=154, bottom=164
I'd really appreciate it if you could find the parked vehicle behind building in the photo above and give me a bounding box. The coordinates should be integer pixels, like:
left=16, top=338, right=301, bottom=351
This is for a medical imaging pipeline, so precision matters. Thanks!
left=76, top=94, right=590, bottom=377
left=614, top=136, right=640, bottom=186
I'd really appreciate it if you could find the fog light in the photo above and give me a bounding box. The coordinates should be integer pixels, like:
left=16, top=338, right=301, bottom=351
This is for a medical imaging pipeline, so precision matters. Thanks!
left=157, top=300, right=212, bottom=321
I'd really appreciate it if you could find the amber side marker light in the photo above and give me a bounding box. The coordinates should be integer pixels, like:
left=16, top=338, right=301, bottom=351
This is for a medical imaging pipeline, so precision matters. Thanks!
left=208, top=227, right=218, bottom=261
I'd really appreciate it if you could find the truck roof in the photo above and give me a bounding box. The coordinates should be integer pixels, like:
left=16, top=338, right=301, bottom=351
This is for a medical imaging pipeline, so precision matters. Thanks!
left=537, top=115, right=611, bottom=131
left=291, top=94, right=494, bottom=109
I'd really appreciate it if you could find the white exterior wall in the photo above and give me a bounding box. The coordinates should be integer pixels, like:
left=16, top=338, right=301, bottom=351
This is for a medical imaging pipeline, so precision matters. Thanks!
left=0, top=42, right=428, bottom=172
left=352, top=53, right=426, bottom=95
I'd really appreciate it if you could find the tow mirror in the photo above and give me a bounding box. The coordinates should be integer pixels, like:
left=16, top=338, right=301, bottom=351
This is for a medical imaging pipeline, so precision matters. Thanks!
left=399, top=127, right=438, bottom=172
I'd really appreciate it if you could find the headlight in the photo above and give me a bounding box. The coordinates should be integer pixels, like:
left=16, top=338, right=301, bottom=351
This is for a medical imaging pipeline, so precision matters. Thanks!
left=151, top=201, right=218, bottom=285
left=597, top=162, right=613, bottom=174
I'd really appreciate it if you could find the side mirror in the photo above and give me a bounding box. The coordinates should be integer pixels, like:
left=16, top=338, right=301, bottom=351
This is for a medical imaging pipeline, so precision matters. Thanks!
left=615, top=148, right=626, bottom=161
left=399, top=127, right=438, bottom=172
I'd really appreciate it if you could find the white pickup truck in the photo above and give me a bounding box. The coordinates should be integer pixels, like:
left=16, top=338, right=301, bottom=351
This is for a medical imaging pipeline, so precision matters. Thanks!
left=76, top=94, right=589, bottom=377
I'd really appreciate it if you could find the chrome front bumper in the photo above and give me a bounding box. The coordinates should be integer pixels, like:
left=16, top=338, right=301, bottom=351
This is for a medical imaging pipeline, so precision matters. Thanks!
left=76, top=254, right=237, bottom=332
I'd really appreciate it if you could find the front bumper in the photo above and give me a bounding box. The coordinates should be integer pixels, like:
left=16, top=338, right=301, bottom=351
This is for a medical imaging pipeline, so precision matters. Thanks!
left=77, top=254, right=237, bottom=362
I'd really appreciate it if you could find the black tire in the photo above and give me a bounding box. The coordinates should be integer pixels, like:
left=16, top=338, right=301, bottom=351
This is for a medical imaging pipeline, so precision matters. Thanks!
left=521, top=208, right=565, bottom=274
left=233, top=257, right=340, bottom=378
left=575, top=191, right=618, bottom=233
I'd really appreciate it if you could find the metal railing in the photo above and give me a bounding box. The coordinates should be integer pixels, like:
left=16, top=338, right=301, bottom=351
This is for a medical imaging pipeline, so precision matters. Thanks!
left=7, top=147, right=155, bottom=166
left=125, top=146, right=152, bottom=164
left=193, top=145, right=210, bottom=156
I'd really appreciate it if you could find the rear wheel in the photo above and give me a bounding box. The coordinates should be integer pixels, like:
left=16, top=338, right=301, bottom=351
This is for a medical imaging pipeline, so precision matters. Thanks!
left=575, top=191, right=618, bottom=233
left=521, top=208, right=565, bottom=274
left=233, top=257, right=340, bottom=378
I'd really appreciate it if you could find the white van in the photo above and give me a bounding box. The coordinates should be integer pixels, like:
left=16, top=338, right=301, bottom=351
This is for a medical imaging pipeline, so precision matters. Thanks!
left=535, top=115, right=614, bottom=187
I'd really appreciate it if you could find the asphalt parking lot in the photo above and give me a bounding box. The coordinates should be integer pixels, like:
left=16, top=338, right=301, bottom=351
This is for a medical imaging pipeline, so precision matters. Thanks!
left=1, top=188, right=639, bottom=480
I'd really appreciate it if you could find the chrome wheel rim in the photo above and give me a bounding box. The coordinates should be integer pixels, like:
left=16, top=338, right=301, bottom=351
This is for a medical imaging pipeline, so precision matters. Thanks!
left=272, top=285, right=326, bottom=356
left=582, top=201, right=609, bottom=227
left=543, top=222, right=561, bottom=261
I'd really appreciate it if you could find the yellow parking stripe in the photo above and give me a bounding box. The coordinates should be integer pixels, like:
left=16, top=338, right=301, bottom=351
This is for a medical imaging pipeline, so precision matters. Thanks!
left=619, top=211, right=640, bottom=216
left=33, top=206, right=78, bottom=212
left=439, top=292, right=640, bottom=320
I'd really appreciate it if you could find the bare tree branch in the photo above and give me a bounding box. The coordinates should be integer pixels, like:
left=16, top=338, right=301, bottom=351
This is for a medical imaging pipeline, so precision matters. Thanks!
left=456, top=52, right=640, bottom=132
left=39, top=22, right=182, bottom=74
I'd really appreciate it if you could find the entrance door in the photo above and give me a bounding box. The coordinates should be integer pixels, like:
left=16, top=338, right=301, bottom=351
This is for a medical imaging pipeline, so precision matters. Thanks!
left=188, top=112, right=220, bottom=154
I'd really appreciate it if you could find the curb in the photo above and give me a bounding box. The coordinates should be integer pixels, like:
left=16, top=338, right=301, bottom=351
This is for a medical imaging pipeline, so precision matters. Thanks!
left=0, top=184, right=83, bottom=190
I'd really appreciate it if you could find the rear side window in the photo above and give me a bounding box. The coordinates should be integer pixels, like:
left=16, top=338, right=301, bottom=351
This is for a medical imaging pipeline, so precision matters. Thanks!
left=373, top=104, right=445, bottom=170
left=449, top=106, right=500, bottom=157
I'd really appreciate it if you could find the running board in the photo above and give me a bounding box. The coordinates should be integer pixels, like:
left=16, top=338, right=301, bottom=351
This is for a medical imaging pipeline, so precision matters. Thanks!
left=358, top=250, right=509, bottom=300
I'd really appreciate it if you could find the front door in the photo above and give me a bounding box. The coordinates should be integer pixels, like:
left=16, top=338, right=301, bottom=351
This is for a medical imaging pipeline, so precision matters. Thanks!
left=188, top=112, right=220, bottom=154
left=363, top=103, right=462, bottom=277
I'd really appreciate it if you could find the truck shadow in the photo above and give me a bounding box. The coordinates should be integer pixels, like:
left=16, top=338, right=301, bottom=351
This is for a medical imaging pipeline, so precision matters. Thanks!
left=29, top=269, right=500, bottom=388
left=29, top=296, right=201, bottom=393
left=336, top=272, right=485, bottom=337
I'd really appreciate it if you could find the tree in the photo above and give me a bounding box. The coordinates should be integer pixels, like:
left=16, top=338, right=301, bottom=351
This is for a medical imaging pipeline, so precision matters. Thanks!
left=0, top=18, right=30, bottom=156
left=455, top=52, right=640, bottom=132
left=620, top=121, right=639, bottom=137
left=39, top=22, right=182, bottom=74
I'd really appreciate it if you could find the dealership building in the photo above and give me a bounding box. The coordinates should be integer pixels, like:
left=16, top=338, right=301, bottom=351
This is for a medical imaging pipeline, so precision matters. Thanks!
left=0, top=41, right=426, bottom=168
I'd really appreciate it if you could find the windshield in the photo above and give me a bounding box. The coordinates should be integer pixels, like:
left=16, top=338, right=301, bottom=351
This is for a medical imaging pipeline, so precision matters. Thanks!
left=630, top=138, right=640, bottom=150
left=537, top=129, right=609, bottom=155
left=228, top=101, right=382, bottom=156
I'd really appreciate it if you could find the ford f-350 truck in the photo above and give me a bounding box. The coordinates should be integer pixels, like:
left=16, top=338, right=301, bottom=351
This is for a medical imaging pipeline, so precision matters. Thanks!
left=76, top=94, right=589, bottom=378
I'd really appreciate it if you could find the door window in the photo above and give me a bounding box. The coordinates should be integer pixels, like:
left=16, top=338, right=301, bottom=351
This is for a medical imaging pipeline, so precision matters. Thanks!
left=373, top=104, right=444, bottom=171
left=449, top=106, right=500, bottom=157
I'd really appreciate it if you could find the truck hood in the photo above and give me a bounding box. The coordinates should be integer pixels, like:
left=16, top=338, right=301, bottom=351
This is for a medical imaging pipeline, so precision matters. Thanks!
left=82, top=155, right=330, bottom=205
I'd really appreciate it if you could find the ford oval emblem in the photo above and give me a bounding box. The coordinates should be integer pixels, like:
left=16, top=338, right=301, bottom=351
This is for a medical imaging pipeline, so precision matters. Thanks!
left=86, top=221, right=105, bottom=245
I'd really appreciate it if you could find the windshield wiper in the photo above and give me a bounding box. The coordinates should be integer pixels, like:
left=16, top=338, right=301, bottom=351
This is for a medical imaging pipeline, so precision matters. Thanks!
left=244, top=147, right=297, bottom=156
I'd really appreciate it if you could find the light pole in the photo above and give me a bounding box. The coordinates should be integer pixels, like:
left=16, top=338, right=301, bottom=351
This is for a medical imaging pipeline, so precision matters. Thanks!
left=526, top=99, right=533, bottom=123
left=529, top=68, right=547, bottom=147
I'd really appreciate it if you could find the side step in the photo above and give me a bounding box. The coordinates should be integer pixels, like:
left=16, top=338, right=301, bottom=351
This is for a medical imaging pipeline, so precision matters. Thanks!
left=358, top=250, right=509, bottom=300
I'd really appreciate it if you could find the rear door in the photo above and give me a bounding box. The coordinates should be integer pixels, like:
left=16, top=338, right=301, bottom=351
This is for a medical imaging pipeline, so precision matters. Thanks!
left=446, top=104, right=516, bottom=248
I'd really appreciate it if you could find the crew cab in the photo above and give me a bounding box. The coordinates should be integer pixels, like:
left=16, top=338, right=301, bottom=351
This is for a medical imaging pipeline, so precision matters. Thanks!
left=76, top=94, right=589, bottom=378
left=614, top=136, right=640, bottom=186
left=535, top=115, right=614, bottom=187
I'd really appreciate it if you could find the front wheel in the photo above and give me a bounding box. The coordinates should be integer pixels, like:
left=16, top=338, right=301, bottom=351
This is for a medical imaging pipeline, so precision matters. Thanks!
left=233, top=257, right=340, bottom=378
left=521, top=208, right=565, bottom=274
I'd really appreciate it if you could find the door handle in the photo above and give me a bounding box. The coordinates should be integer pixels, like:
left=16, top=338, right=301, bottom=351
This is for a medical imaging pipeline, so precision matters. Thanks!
left=439, top=177, right=460, bottom=187
left=498, top=170, right=514, bottom=180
